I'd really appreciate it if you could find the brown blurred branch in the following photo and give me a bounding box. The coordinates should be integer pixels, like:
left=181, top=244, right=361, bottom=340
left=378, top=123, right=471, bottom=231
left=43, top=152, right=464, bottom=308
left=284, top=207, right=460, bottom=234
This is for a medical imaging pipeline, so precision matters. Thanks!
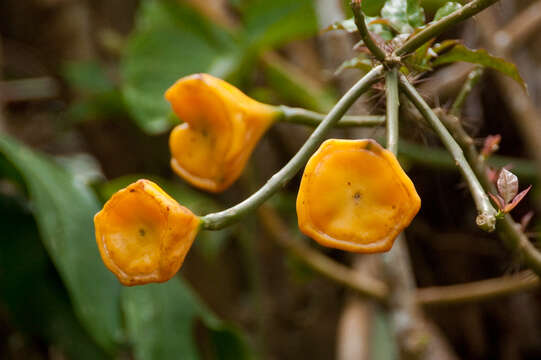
left=257, top=206, right=389, bottom=302
left=0, top=77, right=60, bottom=103
left=476, top=7, right=541, bottom=176
left=258, top=205, right=540, bottom=307
left=417, top=271, right=539, bottom=306
left=493, top=1, right=541, bottom=54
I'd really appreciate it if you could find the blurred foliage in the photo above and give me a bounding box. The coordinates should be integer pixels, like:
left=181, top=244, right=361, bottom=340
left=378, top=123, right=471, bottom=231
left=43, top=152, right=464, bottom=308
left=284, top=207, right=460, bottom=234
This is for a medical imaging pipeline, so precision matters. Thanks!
left=0, top=195, right=107, bottom=359
left=0, top=135, right=123, bottom=352
left=0, top=135, right=249, bottom=359
left=123, top=278, right=251, bottom=360
left=121, top=0, right=318, bottom=135
left=0, top=0, right=537, bottom=359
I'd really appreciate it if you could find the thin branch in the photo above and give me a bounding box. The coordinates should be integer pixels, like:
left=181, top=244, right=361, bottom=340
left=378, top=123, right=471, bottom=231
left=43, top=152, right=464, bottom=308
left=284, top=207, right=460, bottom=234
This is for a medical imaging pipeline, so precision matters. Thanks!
left=257, top=206, right=389, bottom=302
left=416, top=271, right=539, bottom=306
left=385, top=68, right=399, bottom=154
left=0, top=77, right=60, bottom=103
left=394, top=0, right=500, bottom=57
left=278, top=105, right=384, bottom=128
left=450, top=67, right=484, bottom=117
left=398, top=75, right=498, bottom=232
left=493, top=1, right=541, bottom=54
left=350, top=0, right=387, bottom=62
left=200, top=65, right=384, bottom=230
left=439, top=108, right=541, bottom=276
left=257, top=205, right=540, bottom=307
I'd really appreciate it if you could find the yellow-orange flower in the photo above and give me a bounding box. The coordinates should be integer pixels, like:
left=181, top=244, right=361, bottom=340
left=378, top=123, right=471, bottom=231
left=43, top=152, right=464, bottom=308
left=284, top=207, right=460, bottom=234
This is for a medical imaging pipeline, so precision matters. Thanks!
left=166, top=73, right=279, bottom=193
left=296, top=139, right=421, bottom=253
left=94, top=179, right=200, bottom=286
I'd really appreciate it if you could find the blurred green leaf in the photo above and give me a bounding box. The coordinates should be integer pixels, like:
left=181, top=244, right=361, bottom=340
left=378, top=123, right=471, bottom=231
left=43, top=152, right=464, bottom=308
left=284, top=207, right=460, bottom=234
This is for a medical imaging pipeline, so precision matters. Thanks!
left=420, top=0, right=466, bottom=13
left=242, top=0, right=318, bottom=49
left=336, top=57, right=375, bottom=76
left=0, top=195, right=108, bottom=360
left=323, top=18, right=357, bottom=33
left=433, top=1, right=461, bottom=21
left=366, top=17, right=395, bottom=40
left=262, top=56, right=336, bottom=112
left=123, top=277, right=252, bottom=360
left=432, top=44, right=526, bottom=89
left=121, top=0, right=238, bottom=134
left=362, top=0, right=387, bottom=17
left=63, top=61, right=114, bottom=95
left=381, top=0, right=425, bottom=34
left=371, top=308, right=398, bottom=360
left=66, top=90, right=127, bottom=124
left=0, top=135, right=123, bottom=353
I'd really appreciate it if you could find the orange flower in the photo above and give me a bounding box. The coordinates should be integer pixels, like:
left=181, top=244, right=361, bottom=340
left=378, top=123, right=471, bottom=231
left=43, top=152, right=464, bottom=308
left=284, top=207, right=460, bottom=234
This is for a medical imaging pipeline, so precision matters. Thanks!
left=166, top=73, right=279, bottom=193
left=94, top=179, right=200, bottom=286
left=297, top=139, right=421, bottom=253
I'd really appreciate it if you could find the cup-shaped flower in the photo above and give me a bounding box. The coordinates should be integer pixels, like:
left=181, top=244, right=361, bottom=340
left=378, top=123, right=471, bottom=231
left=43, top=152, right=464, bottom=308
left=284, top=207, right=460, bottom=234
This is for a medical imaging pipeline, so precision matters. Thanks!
left=94, top=179, right=200, bottom=286
left=297, top=139, right=421, bottom=253
left=166, top=73, right=279, bottom=193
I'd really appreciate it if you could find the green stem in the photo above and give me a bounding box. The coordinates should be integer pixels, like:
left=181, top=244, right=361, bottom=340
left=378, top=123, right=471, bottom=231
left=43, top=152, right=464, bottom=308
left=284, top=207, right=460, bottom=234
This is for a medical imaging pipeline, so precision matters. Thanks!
left=385, top=68, right=400, bottom=154
left=394, top=0, right=500, bottom=56
left=451, top=67, right=484, bottom=117
left=200, top=65, right=385, bottom=230
left=440, top=113, right=541, bottom=277
left=398, top=75, right=497, bottom=232
left=277, top=105, right=385, bottom=128
left=350, top=0, right=387, bottom=62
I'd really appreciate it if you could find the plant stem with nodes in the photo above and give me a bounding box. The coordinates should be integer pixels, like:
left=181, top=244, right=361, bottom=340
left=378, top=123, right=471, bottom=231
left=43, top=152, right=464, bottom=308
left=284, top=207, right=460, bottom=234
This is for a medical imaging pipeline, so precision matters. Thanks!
left=350, top=0, right=387, bottom=62
left=394, top=0, right=500, bottom=57
left=398, top=75, right=497, bottom=232
left=439, top=104, right=541, bottom=277
left=277, top=105, right=385, bottom=128
left=200, top=65, right=385, bottom=230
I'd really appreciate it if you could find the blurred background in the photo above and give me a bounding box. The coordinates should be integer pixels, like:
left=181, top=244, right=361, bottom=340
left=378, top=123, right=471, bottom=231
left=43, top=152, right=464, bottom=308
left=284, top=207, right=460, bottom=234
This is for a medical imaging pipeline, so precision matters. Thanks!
left=2, top=0, right=541, bottom=359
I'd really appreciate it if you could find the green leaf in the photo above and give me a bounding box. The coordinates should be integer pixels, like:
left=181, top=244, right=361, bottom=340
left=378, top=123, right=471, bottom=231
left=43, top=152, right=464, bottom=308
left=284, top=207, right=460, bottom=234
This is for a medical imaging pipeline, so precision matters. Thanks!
left=432, top=44, right=526, bottom=89
left=433, top=1, right=461, bottom=21
left=0, top=135, right=123, bottom=352
left=262, top=54, right=336, bottom=112
left=121, top=0, right=238, bottom=134
left=381, top=0, right=425, bottom=34
left=242, top=0, right=318, bottom=49
left=123, top=277, right=251, bottom=360
left=0, top=195, right=108, bottom=360
left=362, top=0, right=387, bottom=17
left=323, top=18, right=357, bottom=33
left=335, top=57, right=374, bottom=75
left=366, top=16, right=395, bottom=40
left=323, top=17, right=393, bottom=40
left=63, top=61, right=114, bottom=95
left=404, top=39, right=434, bottom=71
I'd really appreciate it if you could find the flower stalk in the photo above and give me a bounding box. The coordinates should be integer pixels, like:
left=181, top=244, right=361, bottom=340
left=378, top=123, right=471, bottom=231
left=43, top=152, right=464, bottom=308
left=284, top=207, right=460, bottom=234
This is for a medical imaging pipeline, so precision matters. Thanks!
left=277, top=105, right=385, bottom=128
left=200, top=65, right=384, bottom=230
